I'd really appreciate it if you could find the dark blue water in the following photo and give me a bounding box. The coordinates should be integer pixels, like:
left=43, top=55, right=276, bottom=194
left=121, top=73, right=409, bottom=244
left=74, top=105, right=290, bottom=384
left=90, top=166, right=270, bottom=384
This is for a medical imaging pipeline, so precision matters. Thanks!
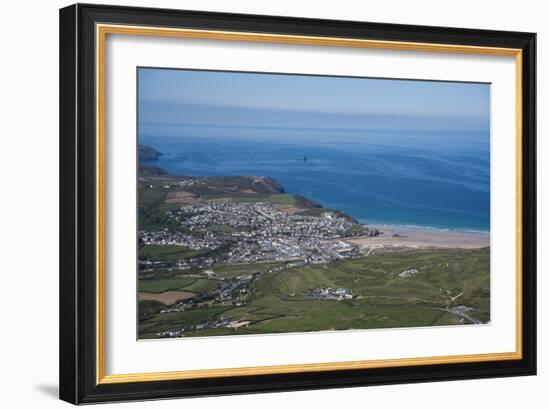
left=140, top=128, right=490, bottom=232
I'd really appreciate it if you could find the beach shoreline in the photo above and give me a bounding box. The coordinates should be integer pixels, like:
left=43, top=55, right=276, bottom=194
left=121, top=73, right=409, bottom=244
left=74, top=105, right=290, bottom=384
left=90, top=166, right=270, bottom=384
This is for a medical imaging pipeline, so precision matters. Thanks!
left=345, top=224, right=490, bottom=249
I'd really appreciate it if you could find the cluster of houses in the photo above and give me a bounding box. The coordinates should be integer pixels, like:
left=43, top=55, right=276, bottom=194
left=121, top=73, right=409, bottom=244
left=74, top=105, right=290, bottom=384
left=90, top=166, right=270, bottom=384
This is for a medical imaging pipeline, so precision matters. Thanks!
left=305, top=287, right=353, bottom=301
left=398, top=268, right=419, bottom=278
left=139, top=202, right=364, bottom=271
left=214, top=273, right=260, bottom=303
left=156, top=316, right=251, bottom=338
left=174, top=202, right=357, bottom=239
left=140, top=230, right=224, bottom=251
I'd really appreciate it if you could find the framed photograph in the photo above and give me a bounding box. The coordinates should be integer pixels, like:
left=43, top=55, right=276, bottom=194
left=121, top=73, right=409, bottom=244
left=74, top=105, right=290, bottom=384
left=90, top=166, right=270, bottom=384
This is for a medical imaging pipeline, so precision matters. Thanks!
left=59, top=3, right=536, bottom=404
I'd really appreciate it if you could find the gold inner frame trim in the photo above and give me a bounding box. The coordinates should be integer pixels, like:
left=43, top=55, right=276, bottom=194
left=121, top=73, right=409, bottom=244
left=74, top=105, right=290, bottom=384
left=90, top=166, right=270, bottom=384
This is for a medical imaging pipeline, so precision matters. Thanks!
left=95, top=23, right=523, bottom=385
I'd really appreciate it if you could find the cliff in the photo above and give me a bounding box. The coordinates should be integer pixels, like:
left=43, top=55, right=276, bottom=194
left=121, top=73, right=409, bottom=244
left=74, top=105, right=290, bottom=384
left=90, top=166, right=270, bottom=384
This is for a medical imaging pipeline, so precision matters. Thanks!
left=139, top=144, right=162, bottom=160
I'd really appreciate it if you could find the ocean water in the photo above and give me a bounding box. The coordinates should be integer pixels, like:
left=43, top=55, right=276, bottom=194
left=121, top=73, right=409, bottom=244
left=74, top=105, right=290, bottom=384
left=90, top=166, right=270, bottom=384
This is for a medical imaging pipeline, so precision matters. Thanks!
left=140, top=128, right=490, bottom=232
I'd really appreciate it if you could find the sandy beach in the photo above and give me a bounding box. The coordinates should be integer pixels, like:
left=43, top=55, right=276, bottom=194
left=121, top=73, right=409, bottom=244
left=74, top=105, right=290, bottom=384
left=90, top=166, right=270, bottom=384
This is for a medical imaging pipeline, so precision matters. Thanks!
left=345, top=225, right=489, bottom=250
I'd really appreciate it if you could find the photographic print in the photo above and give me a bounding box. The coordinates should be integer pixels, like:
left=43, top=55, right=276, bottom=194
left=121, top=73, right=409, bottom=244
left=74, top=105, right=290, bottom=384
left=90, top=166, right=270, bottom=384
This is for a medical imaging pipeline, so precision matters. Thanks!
left=60, top=6, right=536, bottom=402
left=137, top=68, right=490, bottom=340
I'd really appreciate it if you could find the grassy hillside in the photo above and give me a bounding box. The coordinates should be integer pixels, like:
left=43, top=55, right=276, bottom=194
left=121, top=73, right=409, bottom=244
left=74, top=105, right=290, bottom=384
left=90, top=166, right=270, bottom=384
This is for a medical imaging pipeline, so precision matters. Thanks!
left=138, top=247, right=489, bottom=338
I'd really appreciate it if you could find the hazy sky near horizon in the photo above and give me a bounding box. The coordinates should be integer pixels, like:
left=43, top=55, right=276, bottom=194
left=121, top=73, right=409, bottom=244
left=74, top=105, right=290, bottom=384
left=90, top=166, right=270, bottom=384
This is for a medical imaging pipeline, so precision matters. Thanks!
left=138, top=68, right=490, bottom=136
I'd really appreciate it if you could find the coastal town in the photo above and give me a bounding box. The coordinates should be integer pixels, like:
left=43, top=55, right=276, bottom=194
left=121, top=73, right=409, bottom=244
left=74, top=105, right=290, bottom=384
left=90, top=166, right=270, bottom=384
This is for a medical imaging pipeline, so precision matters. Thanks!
left=139, top=201, right=367, bottom=272
left=138, top=191, right=378, bottom=337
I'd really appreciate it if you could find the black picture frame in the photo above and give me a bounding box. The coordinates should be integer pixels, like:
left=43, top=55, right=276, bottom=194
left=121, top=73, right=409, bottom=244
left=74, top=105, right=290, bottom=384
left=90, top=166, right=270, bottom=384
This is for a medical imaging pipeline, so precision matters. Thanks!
left=60, top=3, right=536, bottom=404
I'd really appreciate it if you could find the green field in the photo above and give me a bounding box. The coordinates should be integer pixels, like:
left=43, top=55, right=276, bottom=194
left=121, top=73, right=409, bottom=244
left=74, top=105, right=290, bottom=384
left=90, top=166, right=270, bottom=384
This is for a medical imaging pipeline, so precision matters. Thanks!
left=205, top=224, right=236, bottom=234
left=211, top=262, right=281, bottom=278
left=139, top=245, right=206, bottom=261
left=139, top=278, right=197, bottom=293
left=181, top=278, right=222, bottom=294
left=138, top=247, right=490, bottom=338
left=139, top=306, right=232, bottom=338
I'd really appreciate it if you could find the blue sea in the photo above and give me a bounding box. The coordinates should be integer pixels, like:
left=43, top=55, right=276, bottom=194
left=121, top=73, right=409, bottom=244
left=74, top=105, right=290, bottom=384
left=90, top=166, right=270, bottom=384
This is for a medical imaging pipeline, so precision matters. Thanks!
left=140, top=128, right=490, bottom=232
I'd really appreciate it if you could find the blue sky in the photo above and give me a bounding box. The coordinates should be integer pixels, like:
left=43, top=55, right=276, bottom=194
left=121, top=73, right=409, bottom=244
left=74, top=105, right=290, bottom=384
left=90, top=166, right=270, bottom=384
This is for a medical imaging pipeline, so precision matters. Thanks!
left=138, top=68, right=490, bottom=136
